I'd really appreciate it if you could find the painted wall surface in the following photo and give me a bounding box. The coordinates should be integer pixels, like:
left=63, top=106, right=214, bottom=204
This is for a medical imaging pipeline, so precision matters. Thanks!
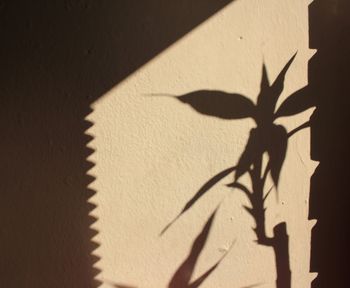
left=89, top=1, right=316, bottom=287
left=1, top=1, right=234, bottom=287
left=4, top=1, right=350, bottom=288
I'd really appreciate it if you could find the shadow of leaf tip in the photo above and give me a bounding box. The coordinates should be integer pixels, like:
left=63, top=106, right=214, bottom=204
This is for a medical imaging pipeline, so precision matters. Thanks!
left=144, top=93, right=177, bottom=97
left=241, top=282, right=264, bottom=288
left=160, top=166, right=235, bottom=236
left=159, top=214, right=181, bottom=236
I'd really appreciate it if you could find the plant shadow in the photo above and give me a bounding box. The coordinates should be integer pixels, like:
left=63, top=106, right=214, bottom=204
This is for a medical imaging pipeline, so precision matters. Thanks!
left=161, top=53, right=314, bottom=288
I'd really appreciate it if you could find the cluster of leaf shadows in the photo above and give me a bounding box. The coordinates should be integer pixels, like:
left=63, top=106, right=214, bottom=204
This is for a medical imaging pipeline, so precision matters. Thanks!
left=112, top=207, right=229, bottom=288
left=159, top=53, right=315, bottom=288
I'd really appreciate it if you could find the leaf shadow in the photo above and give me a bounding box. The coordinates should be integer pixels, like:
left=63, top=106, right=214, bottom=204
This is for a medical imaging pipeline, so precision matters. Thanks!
left=168, top=207, right=232, bottom=288
left=160, top=166, right=236, bottom=235
left=159, top=53, right=315, bottom=287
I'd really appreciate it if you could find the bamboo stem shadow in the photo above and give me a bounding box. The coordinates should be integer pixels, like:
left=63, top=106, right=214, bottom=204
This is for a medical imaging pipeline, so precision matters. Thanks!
left=160, top=53, right=315, bottom=287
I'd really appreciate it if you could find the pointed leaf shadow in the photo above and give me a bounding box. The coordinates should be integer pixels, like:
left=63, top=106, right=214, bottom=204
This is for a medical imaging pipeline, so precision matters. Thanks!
left=114, top=285, right=138, bottom=288
left=168, top=208, right=230, bottom=288
left=189, top=244, right=232, bottom=288
left=160, top=166, right=236, bottom=235
left=269, top=52, right=298, bottom=106
left=267, top=125, right=288, bottom=187
left=257, top=53, right=297, bottom=120
left=235, top=128, right=260, bottom=181
left=177, top=90, right=255, bottom=119
left=275, top=86, right=315, bottom=118
left=260, top=62, right=270, bottom=92
left=241, top=283, right=263, bottom=288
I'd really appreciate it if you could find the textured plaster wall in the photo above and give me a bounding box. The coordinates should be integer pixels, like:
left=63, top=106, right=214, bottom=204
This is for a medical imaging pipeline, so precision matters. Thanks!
left=89, top=1, right=316, bottom=287
left=1, top=1, right=234, bottom=287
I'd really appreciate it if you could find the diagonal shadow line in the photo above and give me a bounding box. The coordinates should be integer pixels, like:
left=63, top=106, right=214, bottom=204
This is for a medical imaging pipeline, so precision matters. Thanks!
left=1, top=1, right=236, bottom=287
left=161, top=166, right=236, bottom=235
left=168, top=207, right=233, bottom=288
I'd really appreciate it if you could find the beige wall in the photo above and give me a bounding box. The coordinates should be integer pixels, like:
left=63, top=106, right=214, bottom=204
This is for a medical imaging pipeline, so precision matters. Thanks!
left=89, top=1, right=316, bottom=287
